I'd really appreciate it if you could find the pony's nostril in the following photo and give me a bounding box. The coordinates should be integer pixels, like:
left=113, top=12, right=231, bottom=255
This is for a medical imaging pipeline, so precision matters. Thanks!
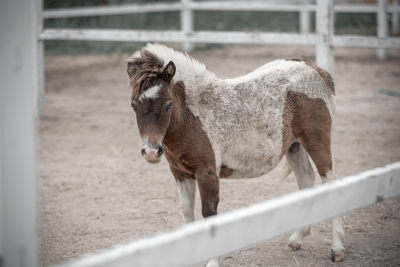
left=156, top=145, right=164, bottom=157
left=141, top=148, right=146, bottom=157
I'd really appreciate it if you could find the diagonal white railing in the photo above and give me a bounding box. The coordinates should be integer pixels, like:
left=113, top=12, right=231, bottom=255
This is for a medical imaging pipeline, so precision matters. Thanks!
left=58, top=162, right=400, bottom=267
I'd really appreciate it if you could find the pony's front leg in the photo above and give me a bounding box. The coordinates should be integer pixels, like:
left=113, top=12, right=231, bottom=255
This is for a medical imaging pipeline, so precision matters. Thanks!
left=196, top=168, right=219, bottom=218
left=171, top=168, right=196, bottom=223
left=177, top=178, right=196, bottom=223
left=196, top=168, right=220, bottom=267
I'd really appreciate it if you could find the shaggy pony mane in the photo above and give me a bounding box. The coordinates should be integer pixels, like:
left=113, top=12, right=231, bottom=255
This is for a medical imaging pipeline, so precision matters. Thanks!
left=127, top=49, right=165, bottom=99
left=127, top=43, right=215, bottom=99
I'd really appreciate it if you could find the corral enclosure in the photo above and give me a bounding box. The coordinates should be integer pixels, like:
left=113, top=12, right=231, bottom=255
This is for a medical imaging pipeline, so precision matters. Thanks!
left=1, top=0, right=400, bottom=266
left=41, top=45, right=400, bottom=266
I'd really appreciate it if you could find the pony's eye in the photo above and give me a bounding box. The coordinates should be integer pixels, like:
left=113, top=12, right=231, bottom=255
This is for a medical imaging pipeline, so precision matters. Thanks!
left=166, top=102, right=172, bottom=111
left=131, top=103, right=137, bottom=111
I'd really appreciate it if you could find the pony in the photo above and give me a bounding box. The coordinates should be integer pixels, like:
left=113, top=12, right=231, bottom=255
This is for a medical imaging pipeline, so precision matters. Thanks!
left=126, top=43, right=344, bottom=266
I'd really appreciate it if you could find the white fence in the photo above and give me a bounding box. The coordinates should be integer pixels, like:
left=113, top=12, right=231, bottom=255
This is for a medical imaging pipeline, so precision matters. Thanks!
left=59, top=162, right=400, bottom=267
left=1, top=1, right=40, bottom=266
left=39, top=0, right=400, bottom=68
left=36, top=0, right=400, bottom=114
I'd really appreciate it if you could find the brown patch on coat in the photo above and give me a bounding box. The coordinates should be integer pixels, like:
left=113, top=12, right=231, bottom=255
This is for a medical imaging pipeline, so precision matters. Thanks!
left=162, top=81, right=219, bottom=218
left=282, top=91, right=333, bottom=177
left=285, top=58, right=335, bottom=95
left=219, top=165, right=234, bottom=178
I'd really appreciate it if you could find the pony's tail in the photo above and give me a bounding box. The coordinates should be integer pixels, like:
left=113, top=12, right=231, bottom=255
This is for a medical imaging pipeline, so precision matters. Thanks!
left=281, top=157, right=293, bottom=181
left=273, top=156, right=292, bottom=181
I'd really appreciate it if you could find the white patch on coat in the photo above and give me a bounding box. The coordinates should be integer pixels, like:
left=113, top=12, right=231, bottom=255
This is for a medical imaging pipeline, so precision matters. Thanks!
left=138, top=85, right=161, bottom=102
left=137, top=44, right=336, bottom=179
left=177, top=179, right=196, bottom=223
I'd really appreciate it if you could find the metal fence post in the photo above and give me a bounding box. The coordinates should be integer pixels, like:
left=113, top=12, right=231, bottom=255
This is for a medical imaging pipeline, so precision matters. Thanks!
left=377, top=0, right=388, bottom=59
left=181, top=0, right=193, bottom=51
left=0, top=0, right=39, bottom=266
left=300, top=0, right=311, bottom=34
left=316, top=0, right=334, bottom=74
left=392, top=0, right=399, bottom=35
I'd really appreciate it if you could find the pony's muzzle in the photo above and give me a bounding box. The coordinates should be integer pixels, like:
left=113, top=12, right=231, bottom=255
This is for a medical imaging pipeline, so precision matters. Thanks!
left=141, top=143, right=164, bottom=163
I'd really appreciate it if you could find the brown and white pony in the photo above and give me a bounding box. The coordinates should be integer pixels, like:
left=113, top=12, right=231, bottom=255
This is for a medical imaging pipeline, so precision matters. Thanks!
left=126, top=44, right=344, bottom=266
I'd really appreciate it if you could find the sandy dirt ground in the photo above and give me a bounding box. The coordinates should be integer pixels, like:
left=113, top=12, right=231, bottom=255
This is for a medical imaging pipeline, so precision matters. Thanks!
left=40, top=45, right=400, bottom=267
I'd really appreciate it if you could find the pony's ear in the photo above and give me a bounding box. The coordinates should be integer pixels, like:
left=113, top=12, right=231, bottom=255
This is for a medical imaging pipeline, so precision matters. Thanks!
left=161, top=61, right=176, bottom=82
left=126, top=58, right=135, bottom=78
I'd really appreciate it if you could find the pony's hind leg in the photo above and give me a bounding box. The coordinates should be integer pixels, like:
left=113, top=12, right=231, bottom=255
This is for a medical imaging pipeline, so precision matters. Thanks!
left=285, top=142, right=316, bottom=251
left=320, top=168, right=345, bottom=262
left=300, top=128, right=345, bottom=262
left=284, top=89, right=343, bottom=261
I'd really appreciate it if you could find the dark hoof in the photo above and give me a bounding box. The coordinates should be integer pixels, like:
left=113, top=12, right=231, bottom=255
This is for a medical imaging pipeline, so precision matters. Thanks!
left=331, top=248, right=345, bottom=262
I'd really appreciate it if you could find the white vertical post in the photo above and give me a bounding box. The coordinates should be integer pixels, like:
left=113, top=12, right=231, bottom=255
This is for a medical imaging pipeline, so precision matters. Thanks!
left=300, top=0, right=311, bottom=34
left=392, top=0, right=399, bottom=35
left=377, top=0, right=388, bottom=59
left=316, top=0, right=334, bottom=74
left=181, top=0, right=193, bottom=51
left=0, top=0, right=39, bottom=267
left=0, top=117, right=2, bottom=266
left=37, top=0, right=45, bottom=115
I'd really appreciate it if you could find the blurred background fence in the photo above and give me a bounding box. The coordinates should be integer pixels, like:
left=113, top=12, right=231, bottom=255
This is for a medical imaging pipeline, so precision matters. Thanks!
left=37, top=0, right=400, bottom=114
left=41, top=0, right=400, bottom=55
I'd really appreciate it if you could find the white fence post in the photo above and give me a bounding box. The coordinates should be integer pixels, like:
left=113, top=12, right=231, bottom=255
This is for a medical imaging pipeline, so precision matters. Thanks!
left=377, top=0, right=388, bottom=59
left=181, top=0, right=193, bottom=51
left=393, top=0, right=400, bottom=35
left=316, top=0, right=334, bottom=74
left=0, top=0, right=39, bottom=266
left=300, top=0, right=311, bottom=34
left=37, top=0, right=45, bottom=116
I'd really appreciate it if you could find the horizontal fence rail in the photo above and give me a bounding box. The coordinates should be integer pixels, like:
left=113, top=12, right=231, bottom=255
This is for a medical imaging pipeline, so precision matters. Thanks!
left=42, top=3, right=182, bottom=19
left=39, top=29, right=400, bottom=49
left=334, top=3, right=400, bottom=13
left=42, top=1, right=400, bottom=18
left=188, top=1, right=315, bottom=12
left=333, top=35, right=400, bottom=48
left=58, top=162, right=400, bottom=267
left=39, top=29, right=318, bottom=45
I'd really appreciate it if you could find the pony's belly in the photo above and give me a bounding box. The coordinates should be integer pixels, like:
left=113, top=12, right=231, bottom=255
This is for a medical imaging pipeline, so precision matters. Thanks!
left=220, top=138, right=281, bottom=179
